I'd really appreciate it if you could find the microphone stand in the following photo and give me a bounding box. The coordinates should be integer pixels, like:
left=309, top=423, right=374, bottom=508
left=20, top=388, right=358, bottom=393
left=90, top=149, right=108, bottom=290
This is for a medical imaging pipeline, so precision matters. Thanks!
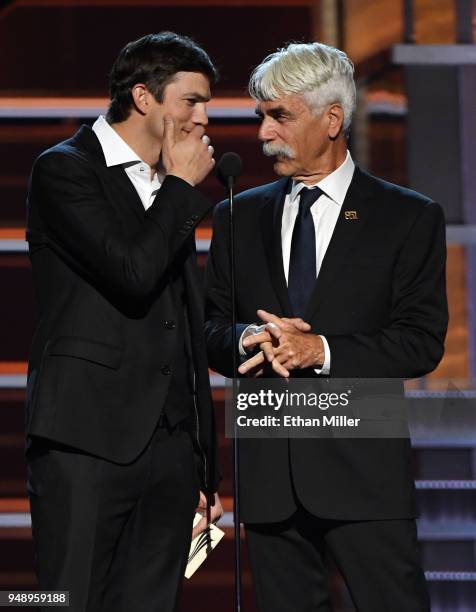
left=228, top=174, right=243, bottom=612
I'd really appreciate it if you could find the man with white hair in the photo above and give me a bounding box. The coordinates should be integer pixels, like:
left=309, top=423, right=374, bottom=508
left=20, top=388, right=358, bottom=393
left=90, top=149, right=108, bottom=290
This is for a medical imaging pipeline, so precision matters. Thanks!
left=205, top=42, right=447, bottom=611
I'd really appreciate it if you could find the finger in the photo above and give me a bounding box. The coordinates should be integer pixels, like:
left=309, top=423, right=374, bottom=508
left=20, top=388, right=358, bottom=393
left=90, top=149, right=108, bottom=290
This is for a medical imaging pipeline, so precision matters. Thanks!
left=249, top=323, right=280, bottom=340
left=260, top=340, right=275, bottom=363
left=271, top=358, right=290, bottom=378
left=201, top=134, right=211, bottom=146
left=265, top=324, right=282, bottom=340
left=162, top=114, right=176, bottom=147
left=277, top=350, right=300, bottom=366
left=190, top=124, right=206, bottom=139
left=195, top=491, right=207, bottom=512
left=208, top=145, right=214, bottom=156
left=210, top=513, right=222, bottom=525
left=272, top=348, right=292, bottom=363
left=281, top=359, right=300, bottom=370
left=273, top=345, right=292, bottom=359
left=272, top=347, right=300, bottom=369
left=283, top=317, right=311, bottom=332
left=242, top=331, right=272, bottom=348
left=247, top=366, right=264, bottom=378
left=192, top=516, right=208, bottom=540
left=274, top=350, right=301, bottom=371
left=208, top=496, right=223, bottom=523
left=256, top=322, right=279, bottom=332
left=257, top=309, right=286, bottom=329
left=238, top=351, right=265, bottom=374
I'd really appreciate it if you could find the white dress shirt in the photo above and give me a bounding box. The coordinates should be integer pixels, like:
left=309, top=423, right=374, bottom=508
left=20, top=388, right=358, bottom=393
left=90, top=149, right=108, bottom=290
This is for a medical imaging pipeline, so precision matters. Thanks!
left=92, top=115, right=163, bottom=210
left=240, top=151, right=355, bottom=375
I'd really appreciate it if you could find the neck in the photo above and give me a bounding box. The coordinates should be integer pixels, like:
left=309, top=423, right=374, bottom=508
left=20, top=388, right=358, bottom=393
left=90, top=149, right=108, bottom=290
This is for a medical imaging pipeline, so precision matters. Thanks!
left=110, top=117, right=162, bottom=173
left=294, top=142, right=347, bottom=186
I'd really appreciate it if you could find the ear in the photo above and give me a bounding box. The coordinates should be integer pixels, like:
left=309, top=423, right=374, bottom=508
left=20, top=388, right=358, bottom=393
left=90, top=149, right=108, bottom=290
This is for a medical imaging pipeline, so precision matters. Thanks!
left=131, top=83, right=151, bottom=116
left=327, top=103, right=344, bottom=139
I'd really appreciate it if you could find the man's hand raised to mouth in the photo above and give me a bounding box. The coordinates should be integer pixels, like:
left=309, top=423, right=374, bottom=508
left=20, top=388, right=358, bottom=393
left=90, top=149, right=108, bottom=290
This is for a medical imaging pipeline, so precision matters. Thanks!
left=161, top=115, right=215, bottom=186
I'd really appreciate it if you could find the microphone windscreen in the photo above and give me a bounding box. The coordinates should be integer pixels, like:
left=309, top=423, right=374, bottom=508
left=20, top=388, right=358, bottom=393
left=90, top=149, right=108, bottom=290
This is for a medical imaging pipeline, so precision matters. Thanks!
left=216, top=152, right=243, bottom=186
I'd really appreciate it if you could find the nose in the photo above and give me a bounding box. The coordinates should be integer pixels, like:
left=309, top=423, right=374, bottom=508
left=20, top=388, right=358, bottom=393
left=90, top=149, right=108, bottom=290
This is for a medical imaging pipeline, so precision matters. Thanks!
left=192, top=102, right=208, bottom=127
left=258, top=117, right=275, bottom=142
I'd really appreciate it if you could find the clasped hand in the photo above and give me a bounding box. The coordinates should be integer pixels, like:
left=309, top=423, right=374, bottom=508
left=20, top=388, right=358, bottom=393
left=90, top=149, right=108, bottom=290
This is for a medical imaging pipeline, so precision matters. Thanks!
left=238, top=309, right=324, bottom=378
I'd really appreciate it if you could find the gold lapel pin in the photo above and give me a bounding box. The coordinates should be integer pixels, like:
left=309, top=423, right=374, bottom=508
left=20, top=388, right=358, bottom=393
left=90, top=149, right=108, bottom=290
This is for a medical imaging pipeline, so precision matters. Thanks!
left=344, top=211, right=358, bottom=220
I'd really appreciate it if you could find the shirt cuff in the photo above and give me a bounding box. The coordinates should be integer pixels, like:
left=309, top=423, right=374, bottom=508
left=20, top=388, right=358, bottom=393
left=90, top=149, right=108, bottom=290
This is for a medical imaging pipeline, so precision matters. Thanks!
left=238, top=324, right=260, bottom=357
left=314, top=335, right=331, bottom=375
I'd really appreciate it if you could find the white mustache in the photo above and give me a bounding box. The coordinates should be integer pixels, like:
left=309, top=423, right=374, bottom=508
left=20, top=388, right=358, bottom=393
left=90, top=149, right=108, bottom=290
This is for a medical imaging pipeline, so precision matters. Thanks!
left=262, top=142, right=295, bottom=159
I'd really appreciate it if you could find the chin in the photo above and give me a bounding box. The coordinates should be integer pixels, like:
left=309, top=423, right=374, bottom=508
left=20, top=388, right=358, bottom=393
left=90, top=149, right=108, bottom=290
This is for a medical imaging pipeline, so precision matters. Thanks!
left=273, top=159, right=293, bottom=176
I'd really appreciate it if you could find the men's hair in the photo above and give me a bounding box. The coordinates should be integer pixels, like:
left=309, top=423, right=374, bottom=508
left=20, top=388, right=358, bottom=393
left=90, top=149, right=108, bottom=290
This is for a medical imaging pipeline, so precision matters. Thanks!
left=249, top=42, right=356, bottom=132
left=107, top=32, right=218, bottom=123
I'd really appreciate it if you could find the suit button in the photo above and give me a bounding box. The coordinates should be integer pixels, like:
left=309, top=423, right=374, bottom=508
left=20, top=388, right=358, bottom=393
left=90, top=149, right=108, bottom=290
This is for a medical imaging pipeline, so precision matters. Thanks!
left=164, top=320, right=176, bottom=329
left=161, top=365, right=172, bottom=375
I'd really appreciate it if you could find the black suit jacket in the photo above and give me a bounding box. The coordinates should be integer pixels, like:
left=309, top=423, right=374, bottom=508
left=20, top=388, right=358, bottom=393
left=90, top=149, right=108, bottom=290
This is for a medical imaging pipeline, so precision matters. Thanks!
left=205, top=167, right=448, bottom=521
left=26, top=125, right=219, bottom=492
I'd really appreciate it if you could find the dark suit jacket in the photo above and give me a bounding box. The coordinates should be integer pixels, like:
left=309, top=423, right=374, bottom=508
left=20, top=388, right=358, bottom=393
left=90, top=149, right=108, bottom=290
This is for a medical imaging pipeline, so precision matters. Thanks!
left=26, top=125, right=219, bottom=493
left=205, top=166, right=448, bottom=521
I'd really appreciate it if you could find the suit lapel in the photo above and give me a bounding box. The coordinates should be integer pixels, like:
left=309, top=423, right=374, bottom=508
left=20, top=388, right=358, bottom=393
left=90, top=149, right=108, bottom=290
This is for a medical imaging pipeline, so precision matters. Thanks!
left=259, top=178, right=293, bottom=317
left=73, top=124, right=146, bottom=223
left=105, top=165, right=146, bottom=223
left=304, top=167, right=380, bottom=321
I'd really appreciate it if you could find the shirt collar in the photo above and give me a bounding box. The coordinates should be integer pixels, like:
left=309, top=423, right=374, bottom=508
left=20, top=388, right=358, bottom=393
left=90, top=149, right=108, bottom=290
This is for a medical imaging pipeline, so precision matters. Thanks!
left=289, top=150, right=355, bottom=207
left=92, top=115, right=144, bottom=168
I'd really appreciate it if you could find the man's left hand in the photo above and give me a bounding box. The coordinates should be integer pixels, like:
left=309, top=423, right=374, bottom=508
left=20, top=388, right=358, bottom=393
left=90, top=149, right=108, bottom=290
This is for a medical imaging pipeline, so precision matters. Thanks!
left=192, top=491, right=223, bottom=540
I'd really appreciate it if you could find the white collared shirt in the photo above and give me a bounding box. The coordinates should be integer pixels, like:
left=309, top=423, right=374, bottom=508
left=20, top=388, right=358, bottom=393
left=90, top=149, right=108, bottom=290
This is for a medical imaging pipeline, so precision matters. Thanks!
left=92, top=115, right=163, bottom=210
left=240, top=151, right=355, bottom=375
left=282, top=149, right=355, bottom=281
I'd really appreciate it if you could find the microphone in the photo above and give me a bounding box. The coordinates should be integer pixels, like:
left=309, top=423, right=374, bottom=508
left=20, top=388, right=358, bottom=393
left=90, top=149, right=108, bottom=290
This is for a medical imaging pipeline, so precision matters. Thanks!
left=216, top=152, right=243, bottom=189
left=215, top=150, right=243, bottom=612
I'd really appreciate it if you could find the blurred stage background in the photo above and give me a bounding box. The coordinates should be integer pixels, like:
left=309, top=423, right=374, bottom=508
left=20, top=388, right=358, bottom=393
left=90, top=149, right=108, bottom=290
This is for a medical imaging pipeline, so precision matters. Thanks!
left=0, top=0, right=475, bottom=610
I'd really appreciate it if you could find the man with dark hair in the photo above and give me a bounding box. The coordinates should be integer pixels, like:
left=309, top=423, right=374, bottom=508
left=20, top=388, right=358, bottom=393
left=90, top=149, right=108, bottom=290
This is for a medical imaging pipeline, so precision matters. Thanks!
left=26, top=32, right=222, bottom=611
left=205, top=42, right=447, bottom=611
left=106, top=32, right=218, bottom=123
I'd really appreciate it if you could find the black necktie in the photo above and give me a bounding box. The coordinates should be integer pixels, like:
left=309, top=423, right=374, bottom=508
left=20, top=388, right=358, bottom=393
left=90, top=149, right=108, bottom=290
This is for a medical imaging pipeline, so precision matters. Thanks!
left=288, top=187, right=323, bottom=318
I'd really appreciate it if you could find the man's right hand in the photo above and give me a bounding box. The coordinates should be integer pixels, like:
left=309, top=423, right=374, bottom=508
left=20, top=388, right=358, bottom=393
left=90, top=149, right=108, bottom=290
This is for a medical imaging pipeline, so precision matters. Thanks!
left=161, top=115, right=215, bottom=186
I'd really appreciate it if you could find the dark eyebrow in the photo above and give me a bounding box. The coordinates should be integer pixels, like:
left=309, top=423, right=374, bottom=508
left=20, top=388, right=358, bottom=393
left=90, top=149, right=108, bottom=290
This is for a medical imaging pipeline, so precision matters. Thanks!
left=182, top=92, right=210, bottom=102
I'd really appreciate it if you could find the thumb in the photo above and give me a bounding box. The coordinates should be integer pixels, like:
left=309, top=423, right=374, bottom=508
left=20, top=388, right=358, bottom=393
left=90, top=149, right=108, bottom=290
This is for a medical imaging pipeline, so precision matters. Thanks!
left=162, top=114, right=175, bottom=147
left=257, top=309, right=282, bottom=328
